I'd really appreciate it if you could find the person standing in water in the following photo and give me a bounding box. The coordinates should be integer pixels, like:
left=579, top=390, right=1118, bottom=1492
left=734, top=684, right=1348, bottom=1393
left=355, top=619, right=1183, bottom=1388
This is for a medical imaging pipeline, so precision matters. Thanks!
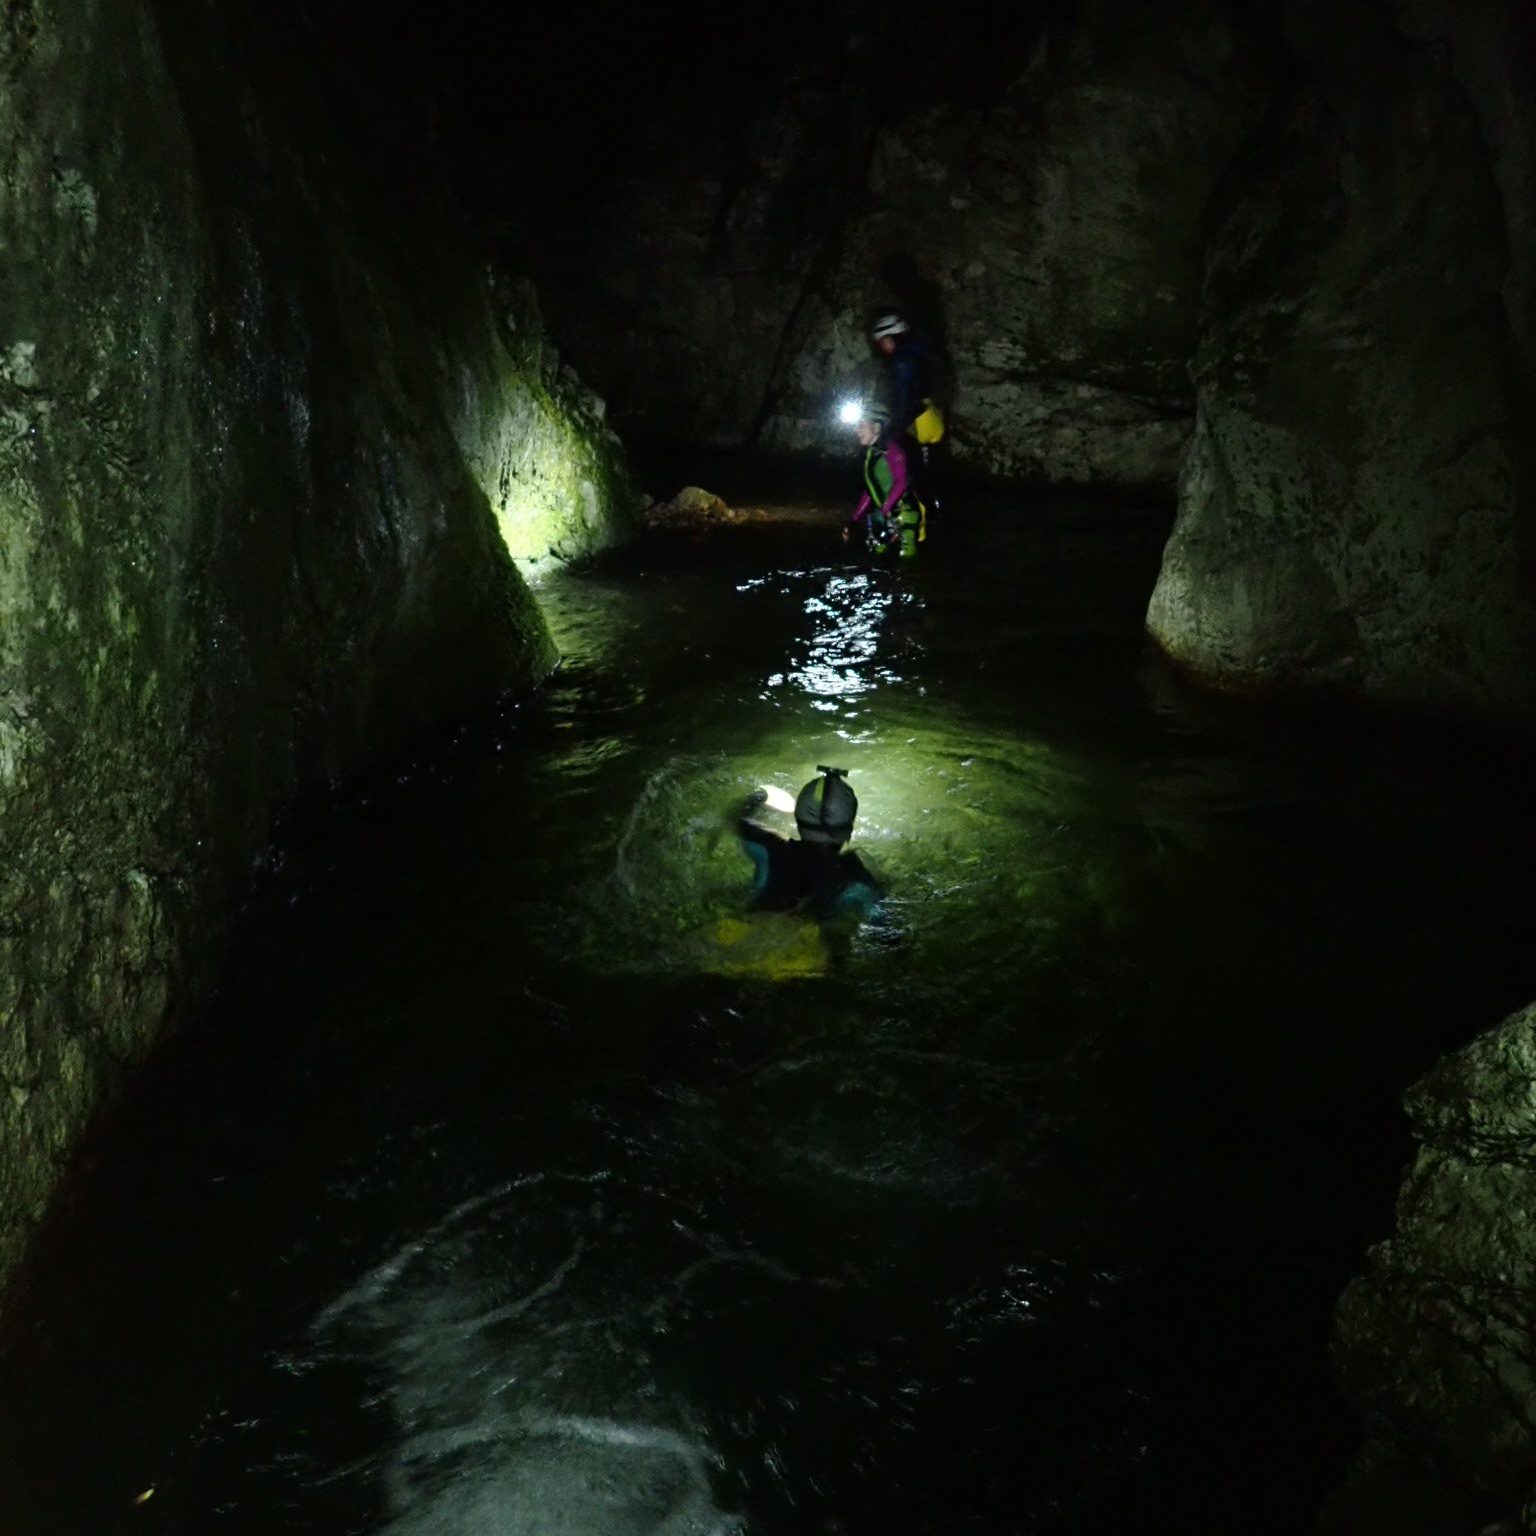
left=843, top=405, right=925, bottom=559
left=871, top=310, right=947, bottom=520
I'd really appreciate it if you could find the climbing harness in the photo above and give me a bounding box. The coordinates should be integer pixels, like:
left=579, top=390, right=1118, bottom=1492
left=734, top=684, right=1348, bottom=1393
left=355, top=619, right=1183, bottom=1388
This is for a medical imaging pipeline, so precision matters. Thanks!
left=862, top=445, right=927, bottom=560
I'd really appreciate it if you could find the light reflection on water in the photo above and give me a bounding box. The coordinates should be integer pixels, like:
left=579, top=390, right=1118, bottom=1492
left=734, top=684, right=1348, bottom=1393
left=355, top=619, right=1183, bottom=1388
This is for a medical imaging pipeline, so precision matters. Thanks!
left=307, top=530, right=1196, bottom=1530
left=743, top=567, right=908, bottom=703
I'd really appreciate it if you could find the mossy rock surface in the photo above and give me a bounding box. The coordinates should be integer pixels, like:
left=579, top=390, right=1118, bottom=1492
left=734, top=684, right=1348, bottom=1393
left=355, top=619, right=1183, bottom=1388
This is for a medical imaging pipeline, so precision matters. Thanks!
left=0, top=0, right=630, bottom=1289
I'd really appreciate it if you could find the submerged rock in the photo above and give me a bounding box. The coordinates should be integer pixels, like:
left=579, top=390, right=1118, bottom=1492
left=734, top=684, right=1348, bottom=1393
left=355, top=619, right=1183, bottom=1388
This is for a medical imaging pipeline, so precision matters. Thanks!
left=1331, top=1002, right=1536, bottom=1532
left=643, top=485, right=744, bottom=531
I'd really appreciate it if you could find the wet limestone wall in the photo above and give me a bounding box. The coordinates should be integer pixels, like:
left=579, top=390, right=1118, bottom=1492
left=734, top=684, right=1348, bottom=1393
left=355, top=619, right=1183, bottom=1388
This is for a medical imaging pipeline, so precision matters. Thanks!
left=759, top=0, right=1276, bottom=485
left=510, top=0, right=1277, bottom=488
left=1146, top=0, right=1536, bottom=721
left=0, top=0, right=628, bottom=1289
left=1169, top=6, right=1536, bottom=1501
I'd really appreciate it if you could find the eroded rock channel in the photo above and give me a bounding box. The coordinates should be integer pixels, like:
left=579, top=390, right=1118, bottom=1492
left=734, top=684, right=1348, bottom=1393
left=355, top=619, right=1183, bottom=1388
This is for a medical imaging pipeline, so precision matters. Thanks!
left=1, top=0, right=1534, bottom=1531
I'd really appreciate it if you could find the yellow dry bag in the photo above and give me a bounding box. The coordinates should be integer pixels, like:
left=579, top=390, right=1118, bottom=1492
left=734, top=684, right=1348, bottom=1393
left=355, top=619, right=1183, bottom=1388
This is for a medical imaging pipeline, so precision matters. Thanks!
left=913, top=400, right=946, bottom=445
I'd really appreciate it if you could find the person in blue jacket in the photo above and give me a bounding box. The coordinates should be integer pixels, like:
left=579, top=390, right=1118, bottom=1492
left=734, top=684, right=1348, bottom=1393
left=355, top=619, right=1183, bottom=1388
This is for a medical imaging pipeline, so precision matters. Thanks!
left=871, top=312, right=932, bottom=441
left=872, top=311, right=946, bottom=518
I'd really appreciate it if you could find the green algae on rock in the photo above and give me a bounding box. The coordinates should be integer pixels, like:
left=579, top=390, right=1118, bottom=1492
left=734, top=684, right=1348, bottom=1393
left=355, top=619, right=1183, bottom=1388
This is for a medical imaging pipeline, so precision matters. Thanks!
left=0, top=0, right=630, bottom=1290
left=453, top=271, right=634, bottom=582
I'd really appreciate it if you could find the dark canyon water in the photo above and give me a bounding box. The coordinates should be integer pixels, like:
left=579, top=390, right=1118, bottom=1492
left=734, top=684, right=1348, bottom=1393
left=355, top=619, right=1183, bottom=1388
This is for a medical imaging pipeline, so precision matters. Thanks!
left=2, top=493, right=1532, bottom=1534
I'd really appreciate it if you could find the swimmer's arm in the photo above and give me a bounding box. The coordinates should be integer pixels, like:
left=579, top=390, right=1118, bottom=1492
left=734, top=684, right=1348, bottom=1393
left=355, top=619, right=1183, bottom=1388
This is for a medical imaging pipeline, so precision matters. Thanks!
left=733, top=790, right=787, bottom=847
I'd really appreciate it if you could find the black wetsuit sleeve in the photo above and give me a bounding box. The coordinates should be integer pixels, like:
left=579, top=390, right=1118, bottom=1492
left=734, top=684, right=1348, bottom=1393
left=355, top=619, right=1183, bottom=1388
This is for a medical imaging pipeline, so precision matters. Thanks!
left=736, top=817, right=786, bottom=849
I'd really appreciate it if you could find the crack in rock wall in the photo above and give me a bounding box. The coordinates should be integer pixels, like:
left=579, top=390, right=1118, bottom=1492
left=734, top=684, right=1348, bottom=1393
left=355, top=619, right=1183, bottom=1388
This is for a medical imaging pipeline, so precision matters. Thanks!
left=0, top=0, right=630, bottom=1290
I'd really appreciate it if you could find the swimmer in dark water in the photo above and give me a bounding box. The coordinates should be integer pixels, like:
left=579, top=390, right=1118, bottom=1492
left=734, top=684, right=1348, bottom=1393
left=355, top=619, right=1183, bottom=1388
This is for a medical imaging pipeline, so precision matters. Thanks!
left=734, top=766, right=879, bottom=923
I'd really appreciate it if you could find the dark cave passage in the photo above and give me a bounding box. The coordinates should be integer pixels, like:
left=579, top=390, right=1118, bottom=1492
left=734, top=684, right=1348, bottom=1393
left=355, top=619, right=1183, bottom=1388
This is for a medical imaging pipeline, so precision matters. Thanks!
left=3, top=1, right=1536, bottom=1531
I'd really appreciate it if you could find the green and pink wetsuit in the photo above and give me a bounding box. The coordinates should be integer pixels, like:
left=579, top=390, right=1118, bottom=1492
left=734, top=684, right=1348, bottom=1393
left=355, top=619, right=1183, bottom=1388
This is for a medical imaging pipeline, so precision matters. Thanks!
left=850, top=436, right=924, bottom=558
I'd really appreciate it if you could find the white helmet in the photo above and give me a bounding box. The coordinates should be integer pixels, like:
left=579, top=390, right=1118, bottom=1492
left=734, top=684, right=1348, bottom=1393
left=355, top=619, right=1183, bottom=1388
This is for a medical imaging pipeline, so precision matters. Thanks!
left=871, top=313, right=909, bottom=341
left=795, top=766, right=858, bottom=845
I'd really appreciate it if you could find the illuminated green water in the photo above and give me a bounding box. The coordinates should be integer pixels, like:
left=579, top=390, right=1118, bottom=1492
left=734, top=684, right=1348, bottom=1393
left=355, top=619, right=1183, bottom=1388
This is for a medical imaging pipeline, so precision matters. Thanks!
left=2, top=499, right=1532, bottom=1534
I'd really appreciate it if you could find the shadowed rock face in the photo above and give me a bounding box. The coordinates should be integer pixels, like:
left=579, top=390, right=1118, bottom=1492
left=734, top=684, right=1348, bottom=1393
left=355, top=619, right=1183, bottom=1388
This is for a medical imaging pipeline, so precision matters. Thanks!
left=0, top=0, right=628, bottom=1285
left=760, top=0, right=1276, bottom=485
left=1147, top=0, right=1536, bottom=721
left=1330, top=1003, right=1536, bottom=1535
left=511, top=0, right=1279, bottom=487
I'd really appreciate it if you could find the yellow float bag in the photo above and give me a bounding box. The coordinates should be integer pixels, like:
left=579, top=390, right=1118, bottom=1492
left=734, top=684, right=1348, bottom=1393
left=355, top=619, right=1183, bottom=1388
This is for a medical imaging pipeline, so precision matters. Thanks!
left=702, top=914, right=829, bottom=981
left=913, top=400, right=946, bottom=445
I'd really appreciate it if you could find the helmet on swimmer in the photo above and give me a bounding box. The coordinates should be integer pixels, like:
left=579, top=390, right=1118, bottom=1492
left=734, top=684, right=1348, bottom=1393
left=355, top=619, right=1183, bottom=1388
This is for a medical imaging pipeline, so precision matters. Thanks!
left=795, top=765, right=858, bottom=845
left=858, top=402, right=890, bottom=432
left=871, top=313, right=910, bottom=341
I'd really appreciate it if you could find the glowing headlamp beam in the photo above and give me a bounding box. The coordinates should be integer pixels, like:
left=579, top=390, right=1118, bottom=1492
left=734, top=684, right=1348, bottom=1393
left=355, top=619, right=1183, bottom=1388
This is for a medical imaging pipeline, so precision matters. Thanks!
left=837, top=399, right=863, bottom=426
